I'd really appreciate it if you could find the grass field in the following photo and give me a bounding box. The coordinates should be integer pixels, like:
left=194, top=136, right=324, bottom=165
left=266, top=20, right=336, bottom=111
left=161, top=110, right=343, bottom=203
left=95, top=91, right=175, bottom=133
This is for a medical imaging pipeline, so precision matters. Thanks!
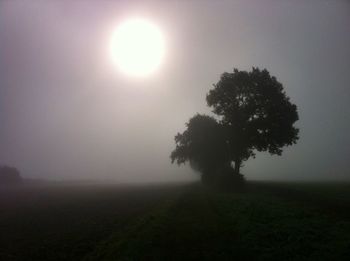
left=1, top=181, right=350, bottom=260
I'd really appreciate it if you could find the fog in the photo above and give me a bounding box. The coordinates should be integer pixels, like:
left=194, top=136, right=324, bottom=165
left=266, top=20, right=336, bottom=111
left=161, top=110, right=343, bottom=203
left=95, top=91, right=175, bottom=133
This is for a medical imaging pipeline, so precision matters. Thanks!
left=0, top=0, right=349, bottom=182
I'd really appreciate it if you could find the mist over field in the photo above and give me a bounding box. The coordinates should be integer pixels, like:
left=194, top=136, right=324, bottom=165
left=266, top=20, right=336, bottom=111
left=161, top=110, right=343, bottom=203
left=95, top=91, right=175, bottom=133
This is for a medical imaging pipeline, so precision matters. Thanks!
left=0, top=0, right=349, bottom=183
left=1, top=2, right=350, bottom=261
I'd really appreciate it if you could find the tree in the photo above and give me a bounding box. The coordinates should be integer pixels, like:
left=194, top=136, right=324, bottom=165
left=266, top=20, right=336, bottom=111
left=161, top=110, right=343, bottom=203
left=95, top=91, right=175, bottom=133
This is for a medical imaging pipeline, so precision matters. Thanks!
left=171, top=67, right=299, bottom=183
left=170, top=114, right=229, bottom=183
left=0, top=165, right=22, bottom=184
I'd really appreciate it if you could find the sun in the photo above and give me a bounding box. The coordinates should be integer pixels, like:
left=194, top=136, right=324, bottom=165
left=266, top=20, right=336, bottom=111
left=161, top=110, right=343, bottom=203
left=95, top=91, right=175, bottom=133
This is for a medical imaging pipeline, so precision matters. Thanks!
left=110, top=18, right=165, bottom=77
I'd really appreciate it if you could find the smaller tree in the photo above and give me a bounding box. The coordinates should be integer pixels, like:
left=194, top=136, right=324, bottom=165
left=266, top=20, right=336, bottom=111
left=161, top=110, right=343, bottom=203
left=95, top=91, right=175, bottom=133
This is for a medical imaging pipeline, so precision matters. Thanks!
left=170, top=114, right=229, bottom=184
left=0, top=165, right=22, bottom=185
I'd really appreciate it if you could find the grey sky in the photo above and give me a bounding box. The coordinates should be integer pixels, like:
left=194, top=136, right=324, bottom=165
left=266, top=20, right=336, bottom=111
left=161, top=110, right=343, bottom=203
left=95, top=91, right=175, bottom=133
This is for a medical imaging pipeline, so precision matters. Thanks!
left=0, top=0, right=349, bottom=182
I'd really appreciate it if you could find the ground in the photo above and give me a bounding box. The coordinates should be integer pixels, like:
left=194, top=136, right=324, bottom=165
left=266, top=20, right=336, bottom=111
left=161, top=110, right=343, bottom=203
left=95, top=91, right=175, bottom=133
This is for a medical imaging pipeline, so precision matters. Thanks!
left=1, top=181, right=350, bottom=260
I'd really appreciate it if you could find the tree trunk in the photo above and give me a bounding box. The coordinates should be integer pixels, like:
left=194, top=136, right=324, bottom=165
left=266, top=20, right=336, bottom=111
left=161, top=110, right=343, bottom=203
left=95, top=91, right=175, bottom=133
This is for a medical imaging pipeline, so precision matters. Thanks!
left=234, top=158, right=241, bottom=175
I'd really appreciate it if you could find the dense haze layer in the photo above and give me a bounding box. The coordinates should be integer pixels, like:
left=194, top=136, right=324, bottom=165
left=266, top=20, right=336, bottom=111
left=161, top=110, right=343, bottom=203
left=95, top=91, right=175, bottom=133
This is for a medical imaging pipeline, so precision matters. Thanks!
left=0, top=0, right=349, bottom=182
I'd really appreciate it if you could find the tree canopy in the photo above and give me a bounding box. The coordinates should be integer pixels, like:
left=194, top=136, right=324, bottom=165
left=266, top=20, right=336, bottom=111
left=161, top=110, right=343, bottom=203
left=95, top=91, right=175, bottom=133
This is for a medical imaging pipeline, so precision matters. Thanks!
left=171, top=67, right=299, bottom=185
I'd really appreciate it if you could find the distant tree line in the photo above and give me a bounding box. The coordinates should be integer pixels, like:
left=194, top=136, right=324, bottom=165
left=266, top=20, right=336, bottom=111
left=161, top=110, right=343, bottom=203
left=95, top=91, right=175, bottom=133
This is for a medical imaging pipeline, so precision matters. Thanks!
left=171, top=67, right=299, bottom=189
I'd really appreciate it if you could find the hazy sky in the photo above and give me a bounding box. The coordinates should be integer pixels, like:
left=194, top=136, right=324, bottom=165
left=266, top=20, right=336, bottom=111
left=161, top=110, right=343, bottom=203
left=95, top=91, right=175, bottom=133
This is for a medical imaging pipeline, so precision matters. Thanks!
left=1, top=0, right=349, bottom=182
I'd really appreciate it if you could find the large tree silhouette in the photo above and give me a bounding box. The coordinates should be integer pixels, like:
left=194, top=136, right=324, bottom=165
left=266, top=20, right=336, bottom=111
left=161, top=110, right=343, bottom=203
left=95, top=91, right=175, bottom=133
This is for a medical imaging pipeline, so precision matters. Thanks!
left=171, top=67, right=299, bottom=183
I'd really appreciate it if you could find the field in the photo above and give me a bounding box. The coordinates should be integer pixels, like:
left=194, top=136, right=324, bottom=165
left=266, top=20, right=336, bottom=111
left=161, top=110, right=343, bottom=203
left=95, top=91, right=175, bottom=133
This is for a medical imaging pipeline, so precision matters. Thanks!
left=1, top=181, right=350, bottom=260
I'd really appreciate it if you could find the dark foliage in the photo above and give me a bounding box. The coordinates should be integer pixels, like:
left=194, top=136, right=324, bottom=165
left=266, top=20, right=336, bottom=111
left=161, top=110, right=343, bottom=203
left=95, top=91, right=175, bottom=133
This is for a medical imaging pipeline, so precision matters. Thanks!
left=170, top=114, right=228, bottom=180
left=171, top=67, right=299, bottom=184
left=0, top=165, right=22, bottom=184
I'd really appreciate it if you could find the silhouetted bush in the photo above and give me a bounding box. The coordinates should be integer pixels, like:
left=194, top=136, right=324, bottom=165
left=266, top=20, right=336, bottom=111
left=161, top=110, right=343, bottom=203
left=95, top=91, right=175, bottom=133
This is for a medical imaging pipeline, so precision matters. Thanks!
left=0, top=165, right=22, bottom=185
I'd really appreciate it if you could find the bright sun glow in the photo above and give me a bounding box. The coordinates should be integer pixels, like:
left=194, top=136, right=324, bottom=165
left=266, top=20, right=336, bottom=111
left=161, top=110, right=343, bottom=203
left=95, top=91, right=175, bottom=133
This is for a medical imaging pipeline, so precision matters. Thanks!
left=110, top=18, right=165, bottom=77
